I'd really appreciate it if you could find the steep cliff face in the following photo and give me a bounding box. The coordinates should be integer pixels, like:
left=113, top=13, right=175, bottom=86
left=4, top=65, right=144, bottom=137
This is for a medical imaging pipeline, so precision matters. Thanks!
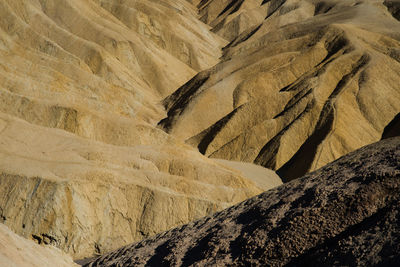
left=160, top=0, right=400, bottom=181
left=85, top=137, right=400, bottom=267
left=0, top=0, right=281, bottom=259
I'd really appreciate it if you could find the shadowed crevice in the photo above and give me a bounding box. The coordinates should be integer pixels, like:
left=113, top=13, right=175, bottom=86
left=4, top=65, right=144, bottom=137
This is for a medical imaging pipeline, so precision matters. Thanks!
left=254, top=100, right=314, bottom=169
left=195, top=107, right=241, bottom=155
left=382, top=112, right=400, bottom=139
left=158, top=73, right=210, bottom=132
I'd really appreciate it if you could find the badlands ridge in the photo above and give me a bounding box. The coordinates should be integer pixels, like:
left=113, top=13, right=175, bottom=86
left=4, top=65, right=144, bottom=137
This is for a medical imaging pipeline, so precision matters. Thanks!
left=0, top=0, right=399, bottom=265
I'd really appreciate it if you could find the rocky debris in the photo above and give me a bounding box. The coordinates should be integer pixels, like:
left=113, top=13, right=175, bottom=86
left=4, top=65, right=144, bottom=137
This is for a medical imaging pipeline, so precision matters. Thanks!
left=85, top=137, right=400, bottom=267
left=0, top=223, right=78, bottom=267
left=160, top=0, right=400, bottom=181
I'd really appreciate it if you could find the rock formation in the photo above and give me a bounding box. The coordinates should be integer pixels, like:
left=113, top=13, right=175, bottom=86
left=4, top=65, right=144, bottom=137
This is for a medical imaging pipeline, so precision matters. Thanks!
left=0, top=0, right=399, bottom=262
left=160, top=0, right=400, bottom=181
left=85, top=137, right=400, bottom=267
left=0, top=223, right=77, bottom=267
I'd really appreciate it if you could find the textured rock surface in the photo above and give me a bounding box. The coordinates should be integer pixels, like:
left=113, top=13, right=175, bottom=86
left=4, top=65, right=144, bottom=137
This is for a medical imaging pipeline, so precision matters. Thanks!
left=0, top=223, right=77, bottom=267
left=85, top=137, right=400, bottom=267
left=0, top=0, right=225, bottom=139
left=160, top=0, right=400, bottom=181
left=0, top=0, right=281, bottom=259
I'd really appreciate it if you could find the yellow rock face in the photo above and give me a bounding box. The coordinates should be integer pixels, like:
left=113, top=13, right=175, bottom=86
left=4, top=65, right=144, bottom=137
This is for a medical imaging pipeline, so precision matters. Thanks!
left=0, top=0, right=281, bottom=259
left=160, top=0, right=400, bottom=182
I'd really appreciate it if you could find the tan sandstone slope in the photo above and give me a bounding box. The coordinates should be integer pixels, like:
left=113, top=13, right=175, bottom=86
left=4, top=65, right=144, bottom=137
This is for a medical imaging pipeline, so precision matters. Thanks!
left=0, top=223, right=77, bottom=267
left=160, top=0, right=400, bottom=181
left=0, top=0, right=281, bottom=259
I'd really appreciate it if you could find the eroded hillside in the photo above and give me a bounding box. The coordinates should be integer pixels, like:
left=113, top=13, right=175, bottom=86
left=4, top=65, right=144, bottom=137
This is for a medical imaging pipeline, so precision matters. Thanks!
left=0, top=0, right=399, bottom=262
left=0, top=0, right=281, bottom=259
left=160, top=0, right=400, bottom=181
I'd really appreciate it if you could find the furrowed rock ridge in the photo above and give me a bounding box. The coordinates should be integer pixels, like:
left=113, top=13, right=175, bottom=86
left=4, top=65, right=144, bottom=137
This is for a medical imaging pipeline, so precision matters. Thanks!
left=160, top=0, right=400, bottom=181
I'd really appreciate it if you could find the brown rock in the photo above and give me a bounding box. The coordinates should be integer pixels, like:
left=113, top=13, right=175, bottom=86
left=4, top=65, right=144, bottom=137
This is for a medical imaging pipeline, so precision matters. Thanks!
left=1, top=0, right=399, bottom=262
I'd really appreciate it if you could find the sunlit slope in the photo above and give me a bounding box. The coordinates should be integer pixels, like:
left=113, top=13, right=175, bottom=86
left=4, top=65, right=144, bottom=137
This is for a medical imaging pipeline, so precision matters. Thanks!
left=161, top=0, right=400, bottom=181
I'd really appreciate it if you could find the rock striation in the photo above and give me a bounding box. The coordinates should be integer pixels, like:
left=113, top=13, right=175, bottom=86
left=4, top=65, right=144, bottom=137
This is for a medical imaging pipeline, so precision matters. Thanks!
left=85, top=137, right=400, bottom=267
left=160, top=0, right=400, bottom=181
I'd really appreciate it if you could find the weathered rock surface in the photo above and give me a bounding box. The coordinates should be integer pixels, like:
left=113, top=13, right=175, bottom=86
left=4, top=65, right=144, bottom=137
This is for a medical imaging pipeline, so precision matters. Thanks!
left=85, top=137, right=400, bottom=267
left=160, top=0, right=400, bottom=181
left=0, top=111, right=281, bottom=259
left=0, top=223, right=78, bottom=267
left=0, top=0, right=281, bottom=260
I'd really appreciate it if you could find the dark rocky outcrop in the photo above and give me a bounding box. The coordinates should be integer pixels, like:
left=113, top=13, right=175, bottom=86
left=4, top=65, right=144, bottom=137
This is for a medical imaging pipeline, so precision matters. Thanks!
left=85, top=137, right=400, bottom=266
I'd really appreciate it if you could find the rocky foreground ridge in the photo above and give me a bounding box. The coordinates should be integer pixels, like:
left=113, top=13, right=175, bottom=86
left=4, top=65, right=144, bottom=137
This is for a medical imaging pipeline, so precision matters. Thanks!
left=86, top=137, right=400, bottom=267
